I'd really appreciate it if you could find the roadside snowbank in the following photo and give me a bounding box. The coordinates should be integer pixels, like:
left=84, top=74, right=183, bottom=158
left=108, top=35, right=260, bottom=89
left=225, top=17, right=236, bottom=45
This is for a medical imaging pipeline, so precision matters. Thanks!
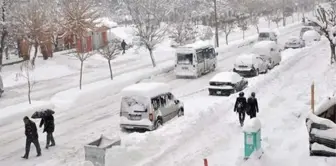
left=0, top=101, right=54, bottom=124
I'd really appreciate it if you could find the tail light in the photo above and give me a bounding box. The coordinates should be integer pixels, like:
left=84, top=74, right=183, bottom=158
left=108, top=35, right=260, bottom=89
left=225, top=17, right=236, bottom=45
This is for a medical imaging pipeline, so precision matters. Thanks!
left=149, top=113, right=154, bottom=121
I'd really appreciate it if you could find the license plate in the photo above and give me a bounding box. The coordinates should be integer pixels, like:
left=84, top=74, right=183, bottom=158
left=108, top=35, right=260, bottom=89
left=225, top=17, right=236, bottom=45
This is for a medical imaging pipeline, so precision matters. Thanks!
left=216, top=91, right=221, bottom=94
left=129, top=114, right=141, bottom=120
left=182, top=67, right=188, bottom=70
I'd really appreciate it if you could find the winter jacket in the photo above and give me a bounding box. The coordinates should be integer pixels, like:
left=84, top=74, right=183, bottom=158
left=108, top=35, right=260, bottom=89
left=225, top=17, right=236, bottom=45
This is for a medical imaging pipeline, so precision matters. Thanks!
left=234, top=96, right=247, bottom=113
left=121, top=41, right=126, bottom=49
left=39, top=115, right=55, bottom=133
left=247, top=97, right=259, bottom=115
left=25, top=120, right=38, bottom=140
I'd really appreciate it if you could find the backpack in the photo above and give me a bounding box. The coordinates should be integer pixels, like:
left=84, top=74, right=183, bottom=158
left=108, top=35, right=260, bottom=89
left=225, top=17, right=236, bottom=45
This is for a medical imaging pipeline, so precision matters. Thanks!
left=237, top=100, right=244, bottom=112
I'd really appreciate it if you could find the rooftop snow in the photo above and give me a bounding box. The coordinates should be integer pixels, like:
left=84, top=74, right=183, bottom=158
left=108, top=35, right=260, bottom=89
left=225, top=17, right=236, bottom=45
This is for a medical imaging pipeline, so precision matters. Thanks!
left=95, top=17, right=118, bottom=28
left=209, top=72, right=242, bottom=83
left=121, top=82, right=171, bottom=98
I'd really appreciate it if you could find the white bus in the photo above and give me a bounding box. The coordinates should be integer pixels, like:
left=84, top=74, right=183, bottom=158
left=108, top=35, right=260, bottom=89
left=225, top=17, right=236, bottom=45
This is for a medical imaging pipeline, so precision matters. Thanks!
left=174, top=44, right=218, bottom=78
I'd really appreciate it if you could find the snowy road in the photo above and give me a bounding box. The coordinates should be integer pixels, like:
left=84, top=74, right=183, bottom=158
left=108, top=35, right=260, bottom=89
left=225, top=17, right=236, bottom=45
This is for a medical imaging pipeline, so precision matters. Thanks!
left=0, top=24, right=302, bottom=166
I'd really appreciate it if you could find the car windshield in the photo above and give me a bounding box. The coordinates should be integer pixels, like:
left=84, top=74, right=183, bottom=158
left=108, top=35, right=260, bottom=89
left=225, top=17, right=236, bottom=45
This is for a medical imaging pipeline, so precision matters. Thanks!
left=177, top=53, right=193, bottom=64
left=259, top=33, right=269, bottom=38
left=209, top=81, right=235, bottom=86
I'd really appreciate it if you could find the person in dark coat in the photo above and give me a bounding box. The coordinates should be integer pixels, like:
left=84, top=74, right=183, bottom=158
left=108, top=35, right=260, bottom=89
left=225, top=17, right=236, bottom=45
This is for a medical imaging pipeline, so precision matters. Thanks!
left=39, top=113, right=55, bottom=149
left=247, top=92, right=259, bottom=119
left=121, top=40, right=127, bottom=54
left=234, top=92, right=247, bottom=126
left=22, top=116, right=41, bottom=159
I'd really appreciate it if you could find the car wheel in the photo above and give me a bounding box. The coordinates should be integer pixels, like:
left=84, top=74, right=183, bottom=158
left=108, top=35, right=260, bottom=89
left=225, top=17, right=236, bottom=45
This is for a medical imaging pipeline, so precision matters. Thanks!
left=178, top=108, right=184, bottom=117
left=153, top=118, right=163, bottom=130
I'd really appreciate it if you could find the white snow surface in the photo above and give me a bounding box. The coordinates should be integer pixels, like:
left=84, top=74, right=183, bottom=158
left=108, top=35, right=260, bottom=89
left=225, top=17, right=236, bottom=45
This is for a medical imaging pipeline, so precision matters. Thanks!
left=314, top=95, right=336, bottom=116
left=311, top=143, right=336, bottom=153
left=121, top=82, right=171, bottom=98
left=235, top=53, right=258, bottom=66
left=303, top=30, right=321, bottom=41
left=209, top=72, right=241, bottom=83
left=243, top=118, right=262, bottom=133
left=0, top=16, right=310, bottom=166
left=105, top=39, right=336, bottom=166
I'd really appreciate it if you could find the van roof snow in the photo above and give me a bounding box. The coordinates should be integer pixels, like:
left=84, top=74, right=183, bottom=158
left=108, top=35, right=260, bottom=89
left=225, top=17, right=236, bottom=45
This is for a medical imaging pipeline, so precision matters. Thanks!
left=121, top=82, right=171, bottom=98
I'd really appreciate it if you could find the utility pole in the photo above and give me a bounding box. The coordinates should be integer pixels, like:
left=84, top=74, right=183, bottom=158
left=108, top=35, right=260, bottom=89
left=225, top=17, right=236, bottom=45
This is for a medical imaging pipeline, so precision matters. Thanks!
left=214, top=0, right=219, bottom=47
left=282, top=0, right=286, bottom=26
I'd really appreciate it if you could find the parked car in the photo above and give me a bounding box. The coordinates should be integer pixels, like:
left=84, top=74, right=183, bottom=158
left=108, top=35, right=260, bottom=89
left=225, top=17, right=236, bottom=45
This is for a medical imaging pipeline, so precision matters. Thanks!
left=208, top=72, right=248, bottom=96
left=285, top=36, right=305, bottom=49
left=300, top=26, right=314, bottom=39
left=233, top=53, right=269, bottom=77
left=257, top=29, right=278, bottom=43
left=251, top=41, right=282, bottom=69
left=303, top=30, right=321, bottom=46
left=119, top=82, right=184, bottom=131
left=0, top=75, right=3, bottom=97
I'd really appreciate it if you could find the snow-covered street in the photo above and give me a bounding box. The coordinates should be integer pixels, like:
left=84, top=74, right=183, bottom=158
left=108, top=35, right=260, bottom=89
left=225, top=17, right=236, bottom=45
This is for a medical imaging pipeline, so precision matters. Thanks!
left=0, top=21, right=316, bottom=166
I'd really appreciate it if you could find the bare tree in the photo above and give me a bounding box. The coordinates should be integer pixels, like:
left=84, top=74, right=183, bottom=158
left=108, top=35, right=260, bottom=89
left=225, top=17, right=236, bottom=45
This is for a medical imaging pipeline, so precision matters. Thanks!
left=97, top=39, right=121, bottom=80
left=0, top=0, right=18, bottom=71
left=170, top=21, right=197, bottom=46
left=309, top=3, right=336, bottom=64
left=220, top=18, right=235, bottom=45
left=125, top=0, right=173, bottom=67
left=14, top=0, right=49, bottom=66
left=232, top=0, right=262, bottom=33
left=61, top=0, right=100, bottom=89
left=237, top=16, right=249, bottom=39
left=271, top=9, right=283, bottom=27
left=17, top=60, right=35, bottom=104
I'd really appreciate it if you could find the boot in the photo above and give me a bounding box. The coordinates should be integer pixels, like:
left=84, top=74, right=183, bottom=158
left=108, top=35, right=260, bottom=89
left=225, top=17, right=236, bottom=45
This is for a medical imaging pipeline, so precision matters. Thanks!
left=36, top=153, right=41, bottom=157
left=21, top=155, right=28, bottom=159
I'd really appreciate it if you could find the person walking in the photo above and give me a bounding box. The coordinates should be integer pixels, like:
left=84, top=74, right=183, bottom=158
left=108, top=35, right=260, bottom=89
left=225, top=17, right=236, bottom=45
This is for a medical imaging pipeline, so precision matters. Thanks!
left=22, top=116, right=41, bottom=159
left=39, top=113, right=55, bottom=149
left=121, top=40, right=127, bottom=54
left=234, top=92, right=247, bottom=126
left=247, top=92, right=259, bottom=119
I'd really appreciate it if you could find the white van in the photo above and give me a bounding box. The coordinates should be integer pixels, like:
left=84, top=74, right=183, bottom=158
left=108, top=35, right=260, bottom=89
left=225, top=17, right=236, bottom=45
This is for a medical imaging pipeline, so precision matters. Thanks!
left=175, top=44, right=217, bottom=78
left=258, top=29, right=278, bottom=43
left=251, top=41, right=282, bottom=69
left=119, top=82, right=184, bottom=131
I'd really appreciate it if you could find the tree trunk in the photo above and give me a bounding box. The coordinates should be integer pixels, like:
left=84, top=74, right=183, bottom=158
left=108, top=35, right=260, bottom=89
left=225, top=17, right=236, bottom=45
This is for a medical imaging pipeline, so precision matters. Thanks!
left=27, top=76, right=32, bottom=104
left=330, top=43, right=336, bottom=64
left=267, top=17, right=271, bottom=28
left=5, top=46, right=8, bottom=60
left=108, top=60, right=113, bottom=80
left=243, top=30, right=245, bottom=40
left=79, top=60, right=84, bottom=90
left=254, top=25, right=259, bottom=34
left=225, top=34, right=229, bottom=45
left=149, top=49, right=156, bottom=67
left=31, top=43, right=39, bottom=66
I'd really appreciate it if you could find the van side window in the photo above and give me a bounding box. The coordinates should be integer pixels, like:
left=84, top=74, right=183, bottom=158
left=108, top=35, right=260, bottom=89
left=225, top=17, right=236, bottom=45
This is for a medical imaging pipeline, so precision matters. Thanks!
left=210, top=48, right=215, bottom=58
left=160, top=95, right=166, bottom=106
left=204, top=48, right=210, bottom=59
left=167, top=92, right=173, bottom=100
left=196, top=51, right=204, bottom=63
left=151, top=97, right=160, bottom=110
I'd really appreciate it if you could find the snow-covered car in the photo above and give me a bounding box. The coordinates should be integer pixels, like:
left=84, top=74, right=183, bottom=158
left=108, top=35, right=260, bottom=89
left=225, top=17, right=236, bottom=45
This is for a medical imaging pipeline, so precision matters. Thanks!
left=208, top=72, right=248, bottom=96
left=119, top=82, right=184, bottom=131
left=302, top=30, right=321, bottom=46
left=251, top=41, right=282, bottom=69
left=284, top=36, right=305, bottom=49
left=233, top=53, right=269, bottom=77
left=0, top=75, right=3, bottom=97
left=300, top=26, right=314, bottom=39
left=257, top=29, right=278, bottom=43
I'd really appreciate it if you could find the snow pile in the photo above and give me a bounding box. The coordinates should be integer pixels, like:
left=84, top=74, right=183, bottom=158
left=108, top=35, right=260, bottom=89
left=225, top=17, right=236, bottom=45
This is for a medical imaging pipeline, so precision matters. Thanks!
left=121, top=82, right=170, bottom=98
left=0, top=101, right=54, bottom=123
left=95, top=17, right=118, bottom=28
left=209, top=72, right=241, bottom=83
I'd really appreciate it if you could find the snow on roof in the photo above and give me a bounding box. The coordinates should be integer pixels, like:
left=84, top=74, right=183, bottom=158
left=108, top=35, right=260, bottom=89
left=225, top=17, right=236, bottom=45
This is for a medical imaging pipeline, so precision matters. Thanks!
left=303, top=30, right=320, bottom=38
left=183, top=40, right=213, bottom=50
left=252, top=41, right=276, bottom=49
left=314, top=95, right=336, bottom=116
left=259, top=28, right=273, bottom=33
left=209, top=72, right=242, bottom=83
left=121, top=82, right=171, bottom=98
left=243, top=118, right=261, bottom=132
left=95, top=17, right=118, bottom=28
